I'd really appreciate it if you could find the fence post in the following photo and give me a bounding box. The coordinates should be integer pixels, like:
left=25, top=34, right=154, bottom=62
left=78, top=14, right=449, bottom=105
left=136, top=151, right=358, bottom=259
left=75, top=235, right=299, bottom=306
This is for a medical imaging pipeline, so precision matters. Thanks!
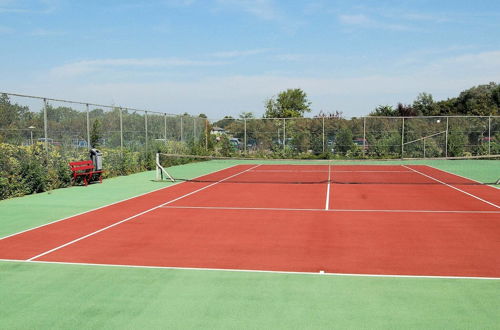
left=205, top=119, right=208, bottom=150
left=193, top=117, right=196, bottom=143
left=322, top=117, right=325, bottom=153
left=244, top=118, right=247, bottom=154
left=180, top=115, right=184, bottom=142
left=86, top=103, right=91, bottom=150
left=43, top=98, right=48, bottom=152
left=445, top=116, right=449, bottom=158
left=119, top=107, right=123, bottom=154
left=283, top=118, right=286, bottom=150
left=164, top=113, right=167, bottom=145
left=363, top=117, right=366, bottom=155
left=145, top=110, right=148, bottom=152
left=488, top=116, right=491, bottom=155
left=401, top=117, right=405, bottom=158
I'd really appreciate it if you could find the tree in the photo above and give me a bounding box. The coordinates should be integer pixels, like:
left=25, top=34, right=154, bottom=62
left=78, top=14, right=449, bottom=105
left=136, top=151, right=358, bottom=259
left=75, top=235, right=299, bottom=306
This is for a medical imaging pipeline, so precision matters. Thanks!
left=90, top=119, right=102, bottom=148
left=369, top=105, right=396, bottom=116
left=198, top=113, right=207, bottom=118
left=239, top=112, right=255, bottom=119
left=264, top=89, right=312, bottom=118
left=413, top=92, right=436, bottom=116
left=335, top=127, right=353, bottom=153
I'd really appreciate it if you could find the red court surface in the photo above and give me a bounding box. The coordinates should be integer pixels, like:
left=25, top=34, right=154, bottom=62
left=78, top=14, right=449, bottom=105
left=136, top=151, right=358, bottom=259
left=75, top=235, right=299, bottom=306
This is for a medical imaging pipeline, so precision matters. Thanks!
left=1, top=164, right=499, bottom=278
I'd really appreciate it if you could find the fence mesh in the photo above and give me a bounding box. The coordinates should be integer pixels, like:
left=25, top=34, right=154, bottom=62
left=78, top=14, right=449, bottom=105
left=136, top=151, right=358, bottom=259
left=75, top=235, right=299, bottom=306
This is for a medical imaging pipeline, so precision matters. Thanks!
left=1, top=92, right=499, bottom=160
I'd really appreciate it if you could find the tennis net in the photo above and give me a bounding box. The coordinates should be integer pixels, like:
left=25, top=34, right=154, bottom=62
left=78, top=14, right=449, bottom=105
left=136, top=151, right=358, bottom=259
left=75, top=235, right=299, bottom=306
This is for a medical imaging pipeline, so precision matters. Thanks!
left=155, top=153, right=500, bottom=186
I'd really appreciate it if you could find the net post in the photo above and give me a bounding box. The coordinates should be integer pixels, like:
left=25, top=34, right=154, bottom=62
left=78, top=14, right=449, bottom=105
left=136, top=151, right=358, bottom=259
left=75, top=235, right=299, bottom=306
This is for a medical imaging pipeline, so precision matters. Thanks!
left=43, top=98, right=48, bottom=152
left=445, top=116, right=449, bottom=158
left=244, top=118, right=247, bottom=154
left=86, top=103, right=91, bottom=150
left=401, top=117, right=405, bottom=158
left=156, top=153, right=160, bottom=181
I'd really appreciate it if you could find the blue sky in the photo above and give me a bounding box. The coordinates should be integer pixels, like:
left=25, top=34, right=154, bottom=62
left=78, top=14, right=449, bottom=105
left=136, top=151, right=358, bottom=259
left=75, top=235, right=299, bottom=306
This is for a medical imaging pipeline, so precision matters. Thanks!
left=1, top=0, right=500, bottom=118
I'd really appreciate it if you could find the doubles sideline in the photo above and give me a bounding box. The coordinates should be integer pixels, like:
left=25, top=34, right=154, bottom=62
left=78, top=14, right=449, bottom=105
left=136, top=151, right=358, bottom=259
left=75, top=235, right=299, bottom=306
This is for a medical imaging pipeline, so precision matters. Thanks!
left=26, top=165, right=261, bottom=262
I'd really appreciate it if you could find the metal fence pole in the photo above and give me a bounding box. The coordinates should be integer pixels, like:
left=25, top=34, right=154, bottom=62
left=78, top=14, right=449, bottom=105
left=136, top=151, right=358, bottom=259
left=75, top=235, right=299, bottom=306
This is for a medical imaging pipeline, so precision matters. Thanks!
left=86, top=103, right=91, bottom=150
left=322, top=117, right=325, bottom=153
left=401, top=117, right=405, bottom=158
left=205, top=119, right=208, bottom=150
left=180, top=116, right=184, bottom=142
left=43, top=98, right=48, bottom=152
left=119, top=107, right=123, bottom=154
left=164, top=113, right=167, bottom=145
left=145, top=111, right=148, bottom=152
left=244, top=118, right=247, bottom=153
left=488, top=116, right=491, bottom=155
left=193, top=117, right=196, bottom=143
left=283, top=118, right=286, bottom=150
left=445, top=116, right=449, bottom=158
left=362, top=117, right=366, bottom=155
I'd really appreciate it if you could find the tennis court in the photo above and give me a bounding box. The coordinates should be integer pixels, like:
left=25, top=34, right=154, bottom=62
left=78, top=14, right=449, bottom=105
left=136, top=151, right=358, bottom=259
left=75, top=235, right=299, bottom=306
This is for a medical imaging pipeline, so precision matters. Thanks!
left=1, top=162, right=498, bottom=279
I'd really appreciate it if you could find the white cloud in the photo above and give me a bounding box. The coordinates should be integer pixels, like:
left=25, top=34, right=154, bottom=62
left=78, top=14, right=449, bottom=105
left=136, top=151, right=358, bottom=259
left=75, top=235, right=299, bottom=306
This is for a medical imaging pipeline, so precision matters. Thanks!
left=12, top=50, right=500, bottom=118
left=0, top=0, right=58, bottom=14
left=29, top=28, right=65, bottom=36
left=0, top=25, right=13, bottom=34
left=210, top=49, right=271, bottom=58
left=50, top=57, right=227, bottom=78
left=339, top=13, right=417, bottom=31
left=216, top=0, right=280, bottom=21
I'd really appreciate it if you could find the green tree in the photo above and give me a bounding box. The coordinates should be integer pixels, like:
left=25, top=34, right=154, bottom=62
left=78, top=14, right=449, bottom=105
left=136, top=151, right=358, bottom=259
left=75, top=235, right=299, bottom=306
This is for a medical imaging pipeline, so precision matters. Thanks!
left=239, top=112, right=255, bottom=119
left=447, top=129, right=467, bottom=157
left=369, top=105, right=396, bottom=116
left=335, top=127, right=353, bottom=153
left=413, top=92, right=437, bottom=116
left=90, top=119, right=102, bottom=148
left=264, top=89, right=311, bottom=118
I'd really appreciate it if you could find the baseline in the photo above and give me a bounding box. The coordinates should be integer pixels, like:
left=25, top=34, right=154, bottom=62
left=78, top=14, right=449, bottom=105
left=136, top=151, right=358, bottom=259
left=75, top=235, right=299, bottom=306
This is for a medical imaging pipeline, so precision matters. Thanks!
left=1, top=259, right=498, bottom=280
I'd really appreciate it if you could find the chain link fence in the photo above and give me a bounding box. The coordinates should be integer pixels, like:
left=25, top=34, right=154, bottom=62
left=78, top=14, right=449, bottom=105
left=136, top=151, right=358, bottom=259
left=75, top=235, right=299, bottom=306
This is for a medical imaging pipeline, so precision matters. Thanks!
left=1, top=92, right=499, bottom=159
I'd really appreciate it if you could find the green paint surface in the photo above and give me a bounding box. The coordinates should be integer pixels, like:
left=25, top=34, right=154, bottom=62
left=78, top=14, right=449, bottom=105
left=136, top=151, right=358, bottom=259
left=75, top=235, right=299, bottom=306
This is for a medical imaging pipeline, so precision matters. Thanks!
left=1, top=159, right=499, bottom=328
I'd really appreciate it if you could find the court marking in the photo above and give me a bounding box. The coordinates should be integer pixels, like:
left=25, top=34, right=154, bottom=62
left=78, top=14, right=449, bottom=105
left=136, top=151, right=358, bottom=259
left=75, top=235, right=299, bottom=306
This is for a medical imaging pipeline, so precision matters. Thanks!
left=425, top=165, right=500, bottom=190
left=402, top=165, right=499, bottom=209
left=325, top=162, right=331, bottom=210
left=249, top=169, right=412, bottom=173
left=26, top=164, right=261, bottom=262
left=0, top=167, right=240, bottom=241
left=1, top=259, right=498, bottom=280
left=159, top=205, right=500, bottom=214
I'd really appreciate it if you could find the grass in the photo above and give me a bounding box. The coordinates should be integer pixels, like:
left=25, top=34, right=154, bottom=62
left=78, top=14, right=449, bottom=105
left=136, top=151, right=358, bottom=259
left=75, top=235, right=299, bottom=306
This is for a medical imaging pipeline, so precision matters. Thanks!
left=1, top=159, right=499, bottom=329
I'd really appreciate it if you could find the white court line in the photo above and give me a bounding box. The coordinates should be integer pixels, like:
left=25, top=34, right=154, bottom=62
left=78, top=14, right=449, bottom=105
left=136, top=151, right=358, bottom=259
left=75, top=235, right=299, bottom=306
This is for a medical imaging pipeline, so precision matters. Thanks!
left=160, top=205, right=500, bottom=214
left=249, top=169, right=412, bottom=173
left=424, top=165, right=500, bottom=190
left=402, top=165, right=499, bottom=209
left=325, top=161, right=331, bottom=210
left=0, top=164, right=245, bottom=241
left=1, top=259, right=498, bottom=280
left=26, top=164, right=261, bottom=262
